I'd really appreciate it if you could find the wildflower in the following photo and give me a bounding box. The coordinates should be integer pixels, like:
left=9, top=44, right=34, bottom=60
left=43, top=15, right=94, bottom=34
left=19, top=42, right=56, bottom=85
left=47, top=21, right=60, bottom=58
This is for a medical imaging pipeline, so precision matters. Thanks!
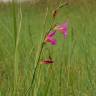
left=40, top=56, right=54, bottom=64
left=41, top=59, right=54, bottom=64
left=44, top=31, right=56, bottom=45
left=54, top=22, right=68, bottom=38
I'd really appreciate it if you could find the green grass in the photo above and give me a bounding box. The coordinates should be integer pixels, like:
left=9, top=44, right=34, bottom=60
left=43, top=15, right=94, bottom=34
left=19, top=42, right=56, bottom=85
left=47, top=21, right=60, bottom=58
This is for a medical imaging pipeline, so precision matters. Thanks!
left=0, top=1, right=96, bottom=96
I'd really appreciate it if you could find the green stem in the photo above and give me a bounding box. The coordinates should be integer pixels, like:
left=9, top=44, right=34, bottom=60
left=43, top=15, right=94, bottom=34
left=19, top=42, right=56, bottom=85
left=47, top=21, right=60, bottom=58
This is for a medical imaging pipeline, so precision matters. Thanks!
left=13, top=0, right=22, bottom=95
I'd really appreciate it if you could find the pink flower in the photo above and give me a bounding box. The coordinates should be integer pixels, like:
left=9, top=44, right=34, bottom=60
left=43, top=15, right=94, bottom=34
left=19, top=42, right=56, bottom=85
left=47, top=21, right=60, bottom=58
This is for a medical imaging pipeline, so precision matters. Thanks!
left=44, top=31, right=56, bottom=45
left=40, top=56, right=54, bottom=64
left=40, top=59, right=54, bottom=64
left=54, top=22, right=68, bottom=38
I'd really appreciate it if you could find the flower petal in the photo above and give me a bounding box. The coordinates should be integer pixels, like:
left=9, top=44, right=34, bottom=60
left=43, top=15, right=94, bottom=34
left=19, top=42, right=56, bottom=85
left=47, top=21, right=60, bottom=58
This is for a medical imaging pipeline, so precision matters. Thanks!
left=59, top=22, right=68, bottom=38
left=54, top=22, right=68, bottom=38
left=44, top=31, right=57, bottom=45
left=41, top=60, right=54, bottom=64
left=48, top=37, right=57, bottom=45
left=48, top=31, right=56, bottom=37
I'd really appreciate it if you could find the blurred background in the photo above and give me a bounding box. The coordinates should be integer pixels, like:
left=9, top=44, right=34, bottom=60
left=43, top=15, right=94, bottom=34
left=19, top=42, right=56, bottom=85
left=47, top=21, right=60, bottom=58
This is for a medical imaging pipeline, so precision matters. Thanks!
left=0, top=0, right=96, bottom=96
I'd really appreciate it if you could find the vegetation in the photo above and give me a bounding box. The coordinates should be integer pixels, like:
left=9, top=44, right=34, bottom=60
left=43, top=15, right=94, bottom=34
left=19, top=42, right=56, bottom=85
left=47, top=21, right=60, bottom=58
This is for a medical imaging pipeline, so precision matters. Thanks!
left=0, top=1, right=96, bottom=96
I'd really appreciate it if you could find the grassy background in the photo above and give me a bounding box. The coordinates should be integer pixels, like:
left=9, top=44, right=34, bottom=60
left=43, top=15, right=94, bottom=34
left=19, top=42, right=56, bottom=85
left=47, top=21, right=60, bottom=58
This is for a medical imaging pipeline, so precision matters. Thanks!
left=0, top=1, right=96, bottom=96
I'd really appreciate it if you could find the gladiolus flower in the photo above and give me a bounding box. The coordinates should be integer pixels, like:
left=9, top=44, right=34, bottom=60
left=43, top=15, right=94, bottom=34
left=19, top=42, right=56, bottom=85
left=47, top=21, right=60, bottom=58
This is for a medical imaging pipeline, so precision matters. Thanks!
left=44, top=31, right=56, bottom=45
left=41, top=60, right=54, bottom=64
left=40, top=56, right=54, bottom=64
left=54, top=22, right=68, bottom=38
